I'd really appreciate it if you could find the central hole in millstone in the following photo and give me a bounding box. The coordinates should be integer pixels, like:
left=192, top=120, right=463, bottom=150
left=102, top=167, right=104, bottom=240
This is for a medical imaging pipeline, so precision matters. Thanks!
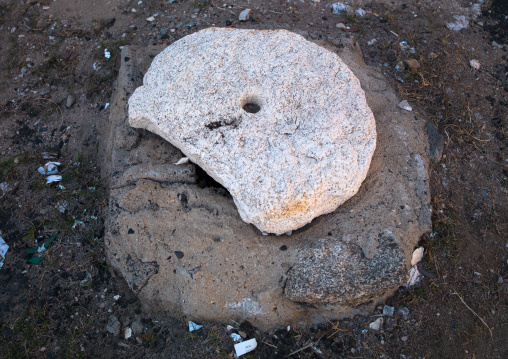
left=242, top=102, right=261, bottom=114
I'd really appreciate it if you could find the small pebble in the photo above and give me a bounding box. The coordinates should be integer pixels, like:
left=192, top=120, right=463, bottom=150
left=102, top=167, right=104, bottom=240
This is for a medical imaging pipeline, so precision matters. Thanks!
left=66, top=94, right=76, bottom=108
left=404, top=59, right=421, bottom=70
left=398, top=100, right=412, bottom=112
left=383, top=305, right=395, bottom=317
left=469, top=59, right=480, bottom=70
left=369, top=317, right=383, bottom=331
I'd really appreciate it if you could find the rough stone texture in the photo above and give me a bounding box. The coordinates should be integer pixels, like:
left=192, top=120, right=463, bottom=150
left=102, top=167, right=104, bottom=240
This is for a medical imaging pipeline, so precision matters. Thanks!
left=128, top=28, right=377, bottom=235
left=100, top=37, right=439, bottom=329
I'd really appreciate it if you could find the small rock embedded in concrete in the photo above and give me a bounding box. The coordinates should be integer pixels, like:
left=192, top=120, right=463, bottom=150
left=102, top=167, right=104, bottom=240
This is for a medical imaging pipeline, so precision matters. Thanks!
left=239, top=9, right=251, bottom=21
left=66, top=94, right=76, bottom=108
left=470, top=59, right=480, bottom=70
left=106, top=315, right=121, bottom=335
left=398, top=100, right=412, bottom=112
left=383, top=305, right=395, bottom=317
left=369, top=317, right=384, bottom=331
left=404, top=59, right=421, bottom=70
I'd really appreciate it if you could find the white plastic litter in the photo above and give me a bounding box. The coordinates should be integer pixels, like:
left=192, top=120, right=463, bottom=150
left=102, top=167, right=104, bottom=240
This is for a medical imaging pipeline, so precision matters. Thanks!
left=38, top=162, right=60, bottom=175
left=231, top=333, right=242, bottom=342
left=446, top=15, right=469, bottom=32
left=355, top=8, right=366, bottom=17
left=406, top=265, right=422, bottom=287
left=367, top=38, right=377, bottom=46
left=56, top=202, right=68, bottom=213
left=0, top=182, right=9, bottom=194
left=411, top=247, right=424, bottom=266
left=104, top=49, right=111, bottom=59
left=239, top=9, right=252, bottom=21
left=234, top=338, right=257, bottom=357
left=470, top=59, right=481, bottom=70
left=188, top=321, right=203, bottom=332
left=398, top=100, right=412, bottom=112
left=173, top=157, right=189, bottom=165
left=399, top=41, right=409, bottom=50
left=72, top=220, right=84, bottom=229
left=146, top=16, right=155, bottom=22
left=105, top=103, right=110, bottom=109
left=369, top=317, right=383, bottom=331
left=0, top=236, right=9, bottom=270
left=46, top=175, right=62, bottom=184
left=331, top=3, right=348, bottom=14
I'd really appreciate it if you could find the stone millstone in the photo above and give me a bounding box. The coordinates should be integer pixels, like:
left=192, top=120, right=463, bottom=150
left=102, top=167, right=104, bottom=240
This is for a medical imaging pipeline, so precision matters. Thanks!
left=128, top=28, right=376, bottom=235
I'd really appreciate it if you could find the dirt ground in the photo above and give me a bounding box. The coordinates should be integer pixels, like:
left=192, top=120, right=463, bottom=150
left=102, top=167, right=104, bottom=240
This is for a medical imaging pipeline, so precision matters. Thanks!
left=0, top=0, right=507, bottom=358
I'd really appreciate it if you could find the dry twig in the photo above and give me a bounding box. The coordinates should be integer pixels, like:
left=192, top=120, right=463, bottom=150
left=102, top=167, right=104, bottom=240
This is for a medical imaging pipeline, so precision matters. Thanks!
left=452, top=291, right=493, bottom=339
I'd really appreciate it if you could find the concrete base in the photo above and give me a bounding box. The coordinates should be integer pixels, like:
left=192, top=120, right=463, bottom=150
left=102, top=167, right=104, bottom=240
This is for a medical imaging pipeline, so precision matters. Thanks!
left=99, top=40, right=440, bottom=330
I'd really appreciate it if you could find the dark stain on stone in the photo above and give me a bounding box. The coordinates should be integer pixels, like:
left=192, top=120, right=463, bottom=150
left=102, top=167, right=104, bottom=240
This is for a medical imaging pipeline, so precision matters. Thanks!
left=178, top=193, right=188, bottom=205
left=128, top=228, right=135, bottom=234
left=205, top=121, right=223, bottom=130
left=125, top=256, right=159, bottom=292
